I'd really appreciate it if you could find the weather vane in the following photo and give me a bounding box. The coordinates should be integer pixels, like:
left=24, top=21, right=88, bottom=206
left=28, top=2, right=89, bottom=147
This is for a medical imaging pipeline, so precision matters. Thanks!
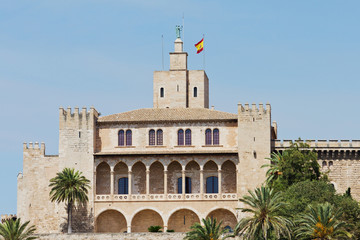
left=175, top=25, right=183, bottom=39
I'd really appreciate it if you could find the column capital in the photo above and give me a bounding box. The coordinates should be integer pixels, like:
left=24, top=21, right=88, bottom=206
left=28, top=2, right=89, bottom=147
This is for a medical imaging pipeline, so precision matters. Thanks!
left=146, top=169, right=150, bottom=173
left=128, top=170, right=132, bottom=174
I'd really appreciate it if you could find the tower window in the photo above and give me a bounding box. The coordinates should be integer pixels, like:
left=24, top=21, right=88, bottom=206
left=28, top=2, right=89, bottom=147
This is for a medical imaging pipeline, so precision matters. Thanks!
left=178, top=129, right=184, bottom=146
left=194, top=87, right=197, bottom=97
left=126, top=130, right=132, bottom=146
left=118, top=130, right=125, bottom=146
left=185, top=129, right=192, bottom=146
left=157, top=129, right=163, bottom=145
left=160, top=88, right=164, bottom=98
left=205, top=129, right=212, bottom=145
left=177, top=85, right=179, bottom=92
left=149, top=129, right=155, bottom=146
left=213, top=128, right=220, bottom=145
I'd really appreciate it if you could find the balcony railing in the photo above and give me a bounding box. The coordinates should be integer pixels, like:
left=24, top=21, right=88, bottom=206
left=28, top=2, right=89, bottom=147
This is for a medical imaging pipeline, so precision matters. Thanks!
left=95, top=193, right=237, bottom=202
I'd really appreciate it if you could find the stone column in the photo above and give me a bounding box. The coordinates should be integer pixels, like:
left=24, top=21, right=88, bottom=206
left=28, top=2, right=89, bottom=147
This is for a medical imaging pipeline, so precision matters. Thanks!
left=110, top=170, right=114, bottom=195
left=93, top=170, right=97, bottom=195
left=200, top=168, right=204, bottom=197
left=128, top=170, right=132, bottom=195
left=164, top=169, right=168, bottom=195
left=164, top=225, right=168, bottom=232
left=146, top=168, right=150, bottom=195
left=182, top=169, right=186, bottom=196
left=127, top=225, right=131, bottom=233
left=218, top=168, right=222, bottom=195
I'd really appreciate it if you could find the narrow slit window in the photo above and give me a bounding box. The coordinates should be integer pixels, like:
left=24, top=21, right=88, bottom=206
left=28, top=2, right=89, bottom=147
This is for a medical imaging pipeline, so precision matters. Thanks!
left=194, top=87, right=197, bottom=97
left=160, top=88, right=164, bottom=98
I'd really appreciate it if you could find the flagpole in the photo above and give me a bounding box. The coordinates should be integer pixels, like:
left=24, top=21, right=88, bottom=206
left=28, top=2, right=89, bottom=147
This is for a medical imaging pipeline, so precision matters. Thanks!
left=203, top=34, right=205, bottom=70
left=182, top=13, right=185, bottom=48
left=162, top=34, right=164, bottom=70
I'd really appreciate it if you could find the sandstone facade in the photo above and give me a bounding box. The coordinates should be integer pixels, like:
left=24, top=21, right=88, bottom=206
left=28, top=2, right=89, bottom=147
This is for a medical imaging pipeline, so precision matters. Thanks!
left=17, top=37, right=360, bottom=234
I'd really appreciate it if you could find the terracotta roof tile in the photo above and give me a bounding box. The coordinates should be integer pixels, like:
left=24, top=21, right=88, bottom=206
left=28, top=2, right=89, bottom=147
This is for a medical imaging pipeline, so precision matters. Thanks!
left=98, top=108, right=237, bottom=123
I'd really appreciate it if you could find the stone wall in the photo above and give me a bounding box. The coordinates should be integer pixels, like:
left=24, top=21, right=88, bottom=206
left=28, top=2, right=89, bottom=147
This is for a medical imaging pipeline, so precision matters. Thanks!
left=36, top=233, right=187, bottom=240
left=36, top=233, right=239, bottom=240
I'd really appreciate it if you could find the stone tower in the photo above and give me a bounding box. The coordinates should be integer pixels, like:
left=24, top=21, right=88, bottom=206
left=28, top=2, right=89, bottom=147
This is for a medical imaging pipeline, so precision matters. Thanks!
left=153, top=38, right=209, bottom=109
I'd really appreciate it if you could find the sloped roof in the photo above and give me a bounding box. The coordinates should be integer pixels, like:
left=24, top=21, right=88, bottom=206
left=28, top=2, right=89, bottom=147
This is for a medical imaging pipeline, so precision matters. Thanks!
left=98, top=108, right=237, bottom=123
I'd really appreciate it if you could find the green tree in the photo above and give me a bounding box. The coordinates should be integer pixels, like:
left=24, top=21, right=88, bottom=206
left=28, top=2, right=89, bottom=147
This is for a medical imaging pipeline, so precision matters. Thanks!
left=184, top=217, right=229, bottom=240
left=262, top=141, right=320, bottom=191
left=49, top=168, right=90, bottom=233
left=282, top=180, right=360, bottom=239
left=234, top=186, right=293, bottom=240
left=295, top=203, right=352, bottom=239
left=0, top=219, right=37, bottom=240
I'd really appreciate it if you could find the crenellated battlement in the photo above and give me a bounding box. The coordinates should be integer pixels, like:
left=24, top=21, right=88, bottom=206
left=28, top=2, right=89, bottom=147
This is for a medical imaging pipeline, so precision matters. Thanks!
left=274, top=139, right=360, bottom=149
left=23, top=142, right=45, bottom=155
left=238, top=102, right=271, bottom=115
left=59, top=106, right=98, bottom=130
left=1, top=214, right=17, bottom=223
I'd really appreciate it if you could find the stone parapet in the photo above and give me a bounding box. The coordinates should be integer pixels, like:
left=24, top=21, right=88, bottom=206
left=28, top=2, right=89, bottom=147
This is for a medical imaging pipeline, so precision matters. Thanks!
left=273, top=139, right=360, bottom=149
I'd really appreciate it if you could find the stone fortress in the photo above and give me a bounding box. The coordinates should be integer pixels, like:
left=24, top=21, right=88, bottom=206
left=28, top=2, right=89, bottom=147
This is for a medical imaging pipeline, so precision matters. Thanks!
left=16, top=35, right=360, bottom=234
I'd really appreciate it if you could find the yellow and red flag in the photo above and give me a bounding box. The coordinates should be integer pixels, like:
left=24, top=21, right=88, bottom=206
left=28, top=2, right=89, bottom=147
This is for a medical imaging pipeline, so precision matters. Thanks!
left=195, top=38, right=204, bottom=54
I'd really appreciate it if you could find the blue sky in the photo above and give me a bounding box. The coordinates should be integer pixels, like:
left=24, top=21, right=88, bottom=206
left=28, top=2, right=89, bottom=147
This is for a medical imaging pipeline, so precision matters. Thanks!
left=1, top=0, right=360, bottom=214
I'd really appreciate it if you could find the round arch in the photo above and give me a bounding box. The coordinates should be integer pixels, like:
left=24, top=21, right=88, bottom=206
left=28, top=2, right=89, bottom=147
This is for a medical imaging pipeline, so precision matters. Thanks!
left=185, top=161, right=200, bottom=193
left=167, top=209, right=200, bottom=232
left=167, top=161, right=182, bottom=194
left=96, top=162, right=110, bottom=194
left=131, top=209, right=164, bottom=232
left=131, top=161, right=146, bottom=194
left=95, top=209, right=127, bottom=233
left=221, top=160, right=237, bottom=193
left=150, top=161, right=164, bottom=194
left=206, top=208, right=237, bottom=230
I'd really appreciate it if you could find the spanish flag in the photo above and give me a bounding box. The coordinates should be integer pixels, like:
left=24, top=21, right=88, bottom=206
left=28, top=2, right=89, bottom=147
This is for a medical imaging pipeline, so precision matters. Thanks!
left=195, top=38, right=204, bottom=54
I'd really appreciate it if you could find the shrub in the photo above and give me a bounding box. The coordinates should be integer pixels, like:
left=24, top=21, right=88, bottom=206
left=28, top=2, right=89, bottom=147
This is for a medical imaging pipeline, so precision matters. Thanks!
left=166, top=229, right=175, bottom=232
left=148, top=225, right=162, bottom=232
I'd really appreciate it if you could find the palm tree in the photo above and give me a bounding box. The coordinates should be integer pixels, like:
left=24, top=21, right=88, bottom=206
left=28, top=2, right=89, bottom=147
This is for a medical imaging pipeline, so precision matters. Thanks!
left=184, top=217, right=230, bottom=240
left=0, top=219, right=36, bottom=240
left=234, top=186, right=293, bottom=240
left=49, top=168, right=90, bottom=233
left=261, top=152, right=285, bottom=185
left=295, top=202, right=352, bottom=239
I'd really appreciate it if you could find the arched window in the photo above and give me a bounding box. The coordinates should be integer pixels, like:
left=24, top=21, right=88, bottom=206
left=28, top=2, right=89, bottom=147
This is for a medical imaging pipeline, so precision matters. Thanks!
left=160, top=88, right=164, bottom=98
left=185, top=129, right=191, bottom=146
left=118, top=130, right=125, bottom=146
left=178, top=129, right=184, bottom=146
left=118, top=177, right=128, bottom=194
left=213, top=129, right=220, bottom=145
left=126, top=130, right=132, bottom=146
left=329, top=161, right=334, bottom=167
left=205, top=129, right=212, bottom=145
left=194, top=87, right=197, bottom=97
left=206, top=176, right=218, bottom=193
left=177, top=177, right=192, bottom=194
left=322, top=161, right=327, bottom=167
left=149, top=129, right=155, bottom=146
left=157, top=129, right=163, bottom=145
